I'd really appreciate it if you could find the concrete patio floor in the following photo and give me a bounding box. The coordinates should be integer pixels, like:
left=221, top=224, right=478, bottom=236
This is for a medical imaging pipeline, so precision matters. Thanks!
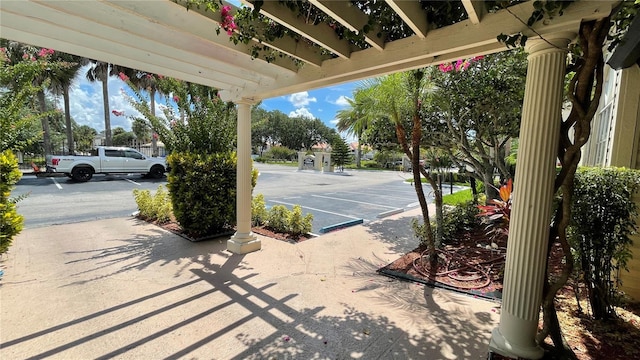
left=0, top=207, right=499, bottom=359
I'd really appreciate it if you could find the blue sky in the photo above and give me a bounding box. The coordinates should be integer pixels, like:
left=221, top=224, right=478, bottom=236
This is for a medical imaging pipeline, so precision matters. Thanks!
left=62, top=65, right=360, bottom=139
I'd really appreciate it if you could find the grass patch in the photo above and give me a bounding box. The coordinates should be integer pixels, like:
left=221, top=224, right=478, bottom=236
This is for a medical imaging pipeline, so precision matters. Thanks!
left=442, top=189, right=474, bottom=206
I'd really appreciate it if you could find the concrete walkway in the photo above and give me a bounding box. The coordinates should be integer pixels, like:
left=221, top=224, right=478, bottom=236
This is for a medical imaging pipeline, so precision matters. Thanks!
left=0, top=207, right=499, bottom=359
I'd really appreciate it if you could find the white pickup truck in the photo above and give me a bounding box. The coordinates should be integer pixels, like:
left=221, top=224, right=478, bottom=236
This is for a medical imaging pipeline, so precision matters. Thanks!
left=46, top=146, right=167, bottom=182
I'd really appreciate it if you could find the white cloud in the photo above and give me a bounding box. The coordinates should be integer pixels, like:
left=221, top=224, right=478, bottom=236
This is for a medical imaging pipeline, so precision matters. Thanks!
left=330, top=118, right=339, bottom=125
left=289, top=107, right=315, bottom=119
left=287, top=91, right=316, bottom=107
left=334, top=95, right=351, bottom=107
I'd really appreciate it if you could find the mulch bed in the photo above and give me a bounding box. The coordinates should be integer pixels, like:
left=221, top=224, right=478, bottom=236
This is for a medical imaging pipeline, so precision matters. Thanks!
left=379, top=225, right=640, bottom=360
left=142, top=215, right=313, bottom=243
left=379, top=227, right=506, bottom=300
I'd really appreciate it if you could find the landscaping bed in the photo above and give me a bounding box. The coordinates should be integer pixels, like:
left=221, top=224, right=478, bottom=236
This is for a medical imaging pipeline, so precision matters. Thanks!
left=379, top=226, right=640, bottom=360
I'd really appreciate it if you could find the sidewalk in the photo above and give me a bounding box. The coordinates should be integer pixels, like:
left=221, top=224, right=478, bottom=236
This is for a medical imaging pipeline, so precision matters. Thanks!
left=0, top=207, right=498, bottom=359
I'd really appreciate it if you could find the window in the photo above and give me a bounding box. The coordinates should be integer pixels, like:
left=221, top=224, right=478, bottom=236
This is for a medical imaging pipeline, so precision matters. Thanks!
left=125, top=150, right=144, bottom=160
left=104, top=149, right=124, bottom=157
left=593, top=104, right=612, bottom=166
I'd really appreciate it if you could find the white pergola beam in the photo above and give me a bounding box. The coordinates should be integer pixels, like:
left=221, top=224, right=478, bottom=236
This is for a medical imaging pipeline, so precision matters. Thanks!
left=1, top=27, right=225, bottom=90
left=107, top=0, right=299, bottom=74
left=245, top=0, right=614, bottom=100
left=176, top=0, right=327, bottom=67
left=385, top=0, right=429, bottom=39
left=311, top=0, right=385, bottom=51
left=244, top=0, right=353, bottom=59
left=4, top=2, right=272, bottom=86
left=462, top=0, right=486, bottom=25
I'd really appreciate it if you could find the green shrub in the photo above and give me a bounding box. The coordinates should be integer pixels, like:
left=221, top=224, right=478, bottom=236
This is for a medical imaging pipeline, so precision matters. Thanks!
left=133, top=185, right=172, bottom=223
left=0, top=150, right=24, bottom=254
left=569, top=167, right=640, bottom=319
left=266, top=204, right=313, bottom=235
left=167, top=151, right=237, bottom=237
left=288, top=205, right=313, bottom=235
left=133, top=189, right=153, bottom=218
left=252, top=193, right=268, bottom=226
left=263, top=146, right=296, bottom=161
left=440, top=202, right=480, bottom=243
left=267, top=205, right=289, bottom=232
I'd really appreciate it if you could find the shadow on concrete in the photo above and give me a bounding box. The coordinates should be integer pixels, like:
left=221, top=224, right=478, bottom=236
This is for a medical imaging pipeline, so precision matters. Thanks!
left=1, top=218, right=495, bottom=359
left=364, top=214, right=421, bottom=255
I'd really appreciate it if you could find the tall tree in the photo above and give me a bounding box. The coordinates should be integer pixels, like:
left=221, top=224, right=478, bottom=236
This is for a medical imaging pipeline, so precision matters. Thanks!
left=85, top=60, right=126, bottom=146
left=426, top=50, right=527, bottom=200
left=49, top=53, right=85, bottom=154
left=126, top=70, right=163, bottom=155
left=364, top=71, right=442, bottom=259
left=335, top=91, right=373, bottom=168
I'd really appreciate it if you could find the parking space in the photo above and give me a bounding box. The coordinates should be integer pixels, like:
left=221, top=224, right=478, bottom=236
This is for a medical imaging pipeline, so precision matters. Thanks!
left=14, top=164, right=467, bottom=233
left=254, top=164, right=467, bottom=233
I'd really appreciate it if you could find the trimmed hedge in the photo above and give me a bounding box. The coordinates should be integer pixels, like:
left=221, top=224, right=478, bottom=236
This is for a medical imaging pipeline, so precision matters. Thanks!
left=570, top=167, right=640, bottom=319
left=167, top=151, right=237, bottom=237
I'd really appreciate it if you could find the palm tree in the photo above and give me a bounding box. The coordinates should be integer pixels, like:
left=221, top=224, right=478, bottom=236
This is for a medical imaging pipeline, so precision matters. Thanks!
left=335, top=90, right=373, bottom=168
left=49, top=53, right=86, bottom=154
left=361, top=71, right=442, bottom=259
left=127, top=70, right=162, bottom=155
left=86, top=60, right=126, bottom=146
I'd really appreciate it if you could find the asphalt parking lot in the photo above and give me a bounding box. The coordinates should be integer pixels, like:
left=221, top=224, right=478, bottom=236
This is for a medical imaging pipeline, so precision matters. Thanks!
left=14, top=163, right=466, bottom=234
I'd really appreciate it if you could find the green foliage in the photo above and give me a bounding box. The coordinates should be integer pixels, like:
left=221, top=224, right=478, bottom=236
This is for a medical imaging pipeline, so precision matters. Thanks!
left=167, top=151, right=237, bottom=237
left=288, top=205, right=313, bottom=235
left=267, top=205, right=289, bottom=232
left=266, top=204, right=313, bottom=235
left=251, top=193, right=268, bottom=226
left=0, top=46, right=53, bottom=152
left=0, top=150, right=24, bottom=254
left=263, top=146, right=296, bottom=161
left=569, top=167, right=640, bottom=319
left=439, top=202, right=480, bottom=244
left=132, top=185, right=172, bottom=224
left=125, top=77, right=236, bottom=155
left=251, top=107, right=338, bottom=152
left=331, top=137, right=352, bottom=171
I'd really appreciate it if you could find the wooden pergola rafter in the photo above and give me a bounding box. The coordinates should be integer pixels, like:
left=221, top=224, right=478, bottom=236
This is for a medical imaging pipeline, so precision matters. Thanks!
left=0, top=0, right=613, bottom=102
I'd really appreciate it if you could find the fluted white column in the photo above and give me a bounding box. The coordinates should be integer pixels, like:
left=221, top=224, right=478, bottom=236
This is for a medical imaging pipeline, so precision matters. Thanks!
left=227, top=100, right=261, bottom=254
left=489, top=33, right=573, bottom=359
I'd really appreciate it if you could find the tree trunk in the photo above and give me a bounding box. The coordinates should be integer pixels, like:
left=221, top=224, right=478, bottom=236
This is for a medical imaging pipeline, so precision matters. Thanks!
left=356, top=134, right=362, bottom=168
left=37, top=90, right=52, bottom=156
left=538, top=17, right=610, bottom=357
left=482, top=169, right=497, bottom=200
left=150, top=89, right=158, bottom=156
left=101, top=78, right=112, bottom=146
left=63, top=86, right=74, bottom=154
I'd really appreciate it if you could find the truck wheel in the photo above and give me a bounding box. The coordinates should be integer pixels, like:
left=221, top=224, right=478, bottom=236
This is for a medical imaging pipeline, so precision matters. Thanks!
left=71, top=167, right=93, bottom=182
left=149, top=165, right=165, bottom=179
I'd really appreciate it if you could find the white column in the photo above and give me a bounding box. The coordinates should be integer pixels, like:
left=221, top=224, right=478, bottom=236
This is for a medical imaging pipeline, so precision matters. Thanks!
left=489, top=33, right=573, bottom=359
left=227, top=100, right=261, bottom=254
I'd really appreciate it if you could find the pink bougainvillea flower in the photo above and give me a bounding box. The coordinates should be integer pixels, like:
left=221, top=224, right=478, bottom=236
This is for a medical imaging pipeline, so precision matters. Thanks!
left=473, top=55, right=484, bottom=61
left=438, top=63, right=453, bottom=73
left=22, top=53, right=29, bottom=60
left=152, top=133, right=158, bottom=140
left=118, top=72, right=129, bottom=81
left=0, top=47, right=6, bottom=53
left=173, top=95, right=180, bottom=102
left=30, top=56, right=36, bottom=62
left=220, top=5, right=237, bottom=35
left=157, top=74, right=164, bottom=79
left=111, top=109, right=124, bottom=116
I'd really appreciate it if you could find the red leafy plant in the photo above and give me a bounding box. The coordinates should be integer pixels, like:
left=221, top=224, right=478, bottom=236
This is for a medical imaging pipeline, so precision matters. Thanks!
left=477, top=178, right=512, bottom=242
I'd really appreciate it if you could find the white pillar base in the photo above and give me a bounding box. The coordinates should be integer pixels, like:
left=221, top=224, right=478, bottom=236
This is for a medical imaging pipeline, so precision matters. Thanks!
left=227, top=232, right=261, bottom=254
left=489, top=327, right=543, bottom=359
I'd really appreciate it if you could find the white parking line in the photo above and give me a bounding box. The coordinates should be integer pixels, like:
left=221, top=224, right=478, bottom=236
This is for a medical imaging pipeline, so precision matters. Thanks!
left=51, top=178, right=62, bottom=190
left=311, top=194, right=397, bottom=209
left=268, top=200, right=362, bottom=220
left=124, top=178, right=141, bottom=186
